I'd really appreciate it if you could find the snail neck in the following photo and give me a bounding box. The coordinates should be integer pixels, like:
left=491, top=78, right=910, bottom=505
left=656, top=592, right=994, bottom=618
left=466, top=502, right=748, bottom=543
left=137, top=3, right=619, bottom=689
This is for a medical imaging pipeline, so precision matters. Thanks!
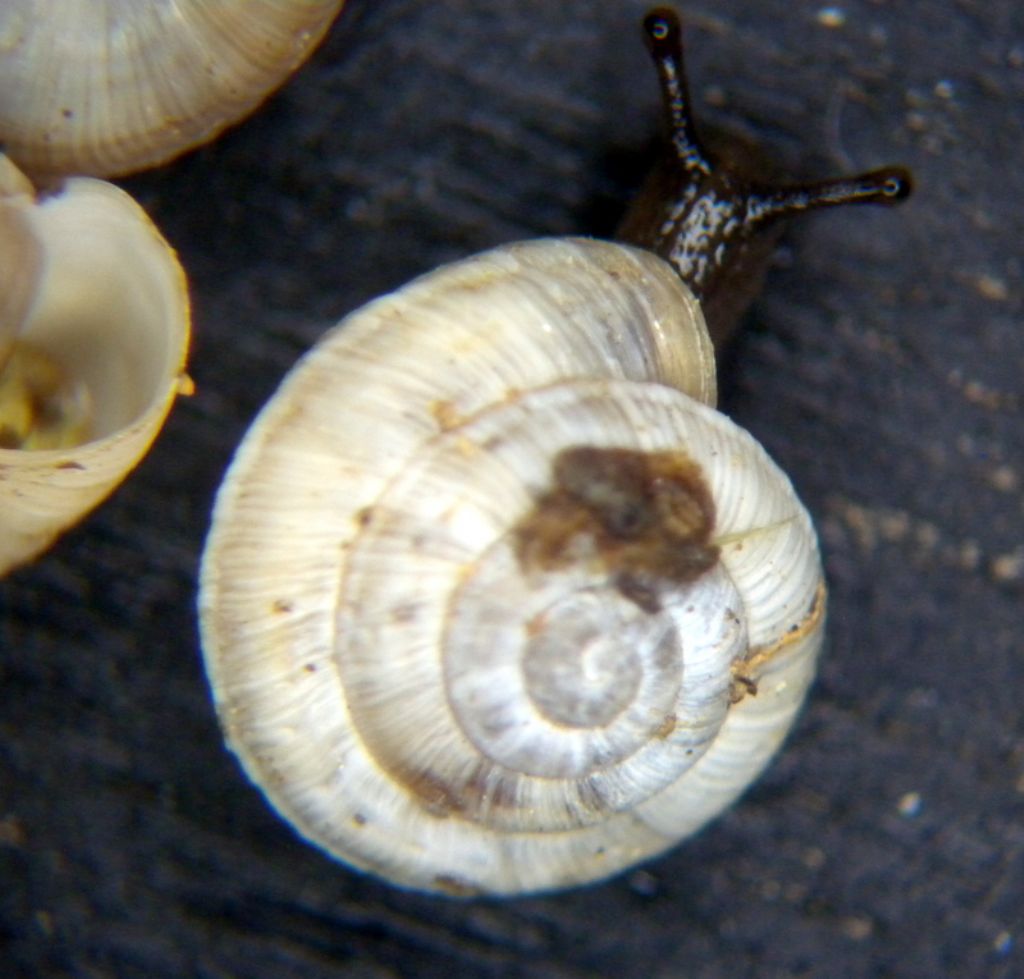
left=616, top=7, right=912, bottom=346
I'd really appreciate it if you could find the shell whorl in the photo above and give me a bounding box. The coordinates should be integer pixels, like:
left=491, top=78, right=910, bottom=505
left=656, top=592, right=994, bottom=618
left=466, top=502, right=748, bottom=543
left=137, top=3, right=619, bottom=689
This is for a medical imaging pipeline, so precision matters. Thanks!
left=0, top=0, right=346, bottom=178
left=199, top=238, right=824, bottom=895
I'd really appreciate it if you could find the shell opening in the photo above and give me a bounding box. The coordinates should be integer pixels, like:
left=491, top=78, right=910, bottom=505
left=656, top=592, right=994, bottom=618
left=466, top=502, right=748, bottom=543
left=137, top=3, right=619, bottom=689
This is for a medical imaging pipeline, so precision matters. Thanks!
left=0, top=343, right=92, bottom=449
left=0, top=177, right=188, bottom=449
left=0, top=169, right=190, bottom=574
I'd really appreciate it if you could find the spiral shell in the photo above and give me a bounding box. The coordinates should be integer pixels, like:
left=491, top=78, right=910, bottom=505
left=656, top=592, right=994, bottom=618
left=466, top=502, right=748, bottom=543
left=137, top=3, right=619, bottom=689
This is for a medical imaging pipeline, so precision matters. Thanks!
left=199, top=238, right=825, bottom=895
left=0, top=0, right=346, bottom=178
left=0, top=155, right=191, bottom=575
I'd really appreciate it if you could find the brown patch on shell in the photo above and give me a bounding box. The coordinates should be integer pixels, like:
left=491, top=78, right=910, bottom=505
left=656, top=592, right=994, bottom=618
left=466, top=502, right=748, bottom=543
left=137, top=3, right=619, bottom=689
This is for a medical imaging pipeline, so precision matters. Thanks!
left=513, top=446, right=720, bottom=608
left=430, top=399, right=463, bottom=431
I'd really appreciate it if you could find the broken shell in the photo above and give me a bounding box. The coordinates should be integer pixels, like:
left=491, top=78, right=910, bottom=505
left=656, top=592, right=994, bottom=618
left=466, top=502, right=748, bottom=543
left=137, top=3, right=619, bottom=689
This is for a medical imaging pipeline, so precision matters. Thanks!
left=0, top=155, right=191, bottom=575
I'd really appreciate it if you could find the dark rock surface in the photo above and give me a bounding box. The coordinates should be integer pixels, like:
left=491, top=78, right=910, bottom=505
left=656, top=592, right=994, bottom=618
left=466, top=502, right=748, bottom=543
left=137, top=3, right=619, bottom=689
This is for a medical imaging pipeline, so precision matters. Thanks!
left=2, top=1, right=1021, bottom=976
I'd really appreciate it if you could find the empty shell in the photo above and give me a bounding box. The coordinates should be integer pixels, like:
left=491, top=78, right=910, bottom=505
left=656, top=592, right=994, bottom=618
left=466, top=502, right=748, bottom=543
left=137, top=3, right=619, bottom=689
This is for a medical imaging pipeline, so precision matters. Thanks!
left=0, top=155, right=191, bottom=574
left=0, top=1, right=346, bottom=178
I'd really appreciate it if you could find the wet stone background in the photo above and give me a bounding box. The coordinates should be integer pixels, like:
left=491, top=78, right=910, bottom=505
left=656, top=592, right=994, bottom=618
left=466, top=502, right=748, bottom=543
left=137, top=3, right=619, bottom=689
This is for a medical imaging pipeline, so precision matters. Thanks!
left=2, top=1, right=1022, bottom=976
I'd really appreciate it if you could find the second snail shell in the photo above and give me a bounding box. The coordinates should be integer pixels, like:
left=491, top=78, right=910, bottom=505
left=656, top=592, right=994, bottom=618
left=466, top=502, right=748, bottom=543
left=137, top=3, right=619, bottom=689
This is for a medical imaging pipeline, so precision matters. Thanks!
left=0, top=155, right=190, bottom=575
left=199, top=238, right=826, bottom=896
left=0, top=0, right=346, bottom=178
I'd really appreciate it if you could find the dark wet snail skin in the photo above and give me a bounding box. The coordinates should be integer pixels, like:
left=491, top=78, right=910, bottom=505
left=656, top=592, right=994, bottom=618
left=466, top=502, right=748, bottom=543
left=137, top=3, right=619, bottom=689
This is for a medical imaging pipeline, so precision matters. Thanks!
left=617, top=7, right=912, bottom=345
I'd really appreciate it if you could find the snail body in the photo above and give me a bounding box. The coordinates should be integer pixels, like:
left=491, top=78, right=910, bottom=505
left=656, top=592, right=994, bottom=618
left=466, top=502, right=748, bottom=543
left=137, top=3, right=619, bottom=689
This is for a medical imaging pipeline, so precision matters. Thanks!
left=199, top=9, right=909, bottom=894
left=0, top=154, right=190, bottom=575
left=0, top=0, right=346, bottom=179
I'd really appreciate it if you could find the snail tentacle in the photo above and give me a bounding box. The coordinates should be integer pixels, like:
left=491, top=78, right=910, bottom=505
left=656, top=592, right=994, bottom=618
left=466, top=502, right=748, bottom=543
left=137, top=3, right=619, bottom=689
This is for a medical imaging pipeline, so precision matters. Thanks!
left=619, top=7, right=912, bottom=342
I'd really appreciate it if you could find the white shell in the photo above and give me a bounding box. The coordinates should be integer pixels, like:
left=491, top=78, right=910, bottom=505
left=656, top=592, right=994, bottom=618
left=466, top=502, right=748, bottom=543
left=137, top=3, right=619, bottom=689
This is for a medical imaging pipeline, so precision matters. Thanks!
left=0, top=161, right=42, bottom=369
left=0, top=0, right=346, bottom=178
left=199, top=238, right=825, bottom=895
left=0, top=155, right=191, bottom=575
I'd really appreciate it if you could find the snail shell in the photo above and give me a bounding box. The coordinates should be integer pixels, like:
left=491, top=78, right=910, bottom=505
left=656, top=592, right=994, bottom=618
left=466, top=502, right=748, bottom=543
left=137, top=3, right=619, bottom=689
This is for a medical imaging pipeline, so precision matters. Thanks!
left=199, top=238, right=825, bottom=895
left=0, top=0, right=346, bottom=178
left=0, top=155, right=191, bottom=575
left=199, top=4, right=911, bottom=895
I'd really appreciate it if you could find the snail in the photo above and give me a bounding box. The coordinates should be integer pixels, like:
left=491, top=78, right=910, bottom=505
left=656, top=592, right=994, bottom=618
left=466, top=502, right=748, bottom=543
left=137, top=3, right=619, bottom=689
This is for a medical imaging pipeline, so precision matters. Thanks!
left=198, top=8, right=911, bottom=895
left=0, top=153, right=191, bottom=576
left=0, top=0, right=347, bottom=179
